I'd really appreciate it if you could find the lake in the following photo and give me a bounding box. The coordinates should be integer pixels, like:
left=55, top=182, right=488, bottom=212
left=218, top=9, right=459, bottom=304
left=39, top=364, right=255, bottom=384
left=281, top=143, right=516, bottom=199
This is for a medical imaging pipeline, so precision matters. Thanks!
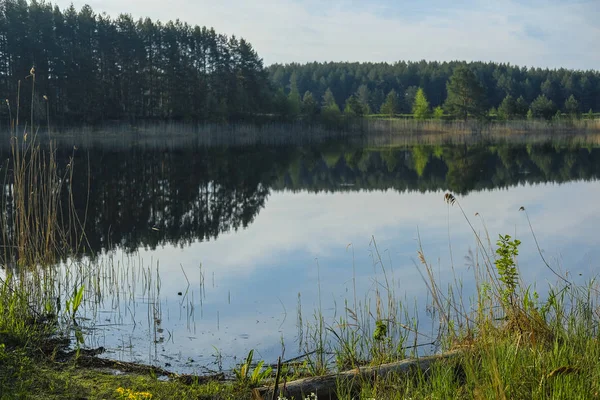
left=4, top=135, right=600, bottom=375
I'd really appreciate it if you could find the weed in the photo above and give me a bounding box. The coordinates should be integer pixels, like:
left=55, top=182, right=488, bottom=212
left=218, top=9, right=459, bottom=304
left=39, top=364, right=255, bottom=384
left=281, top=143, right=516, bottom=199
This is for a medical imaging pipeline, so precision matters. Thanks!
left=495, top=234, right=521, bottom=310
left=115, top=387, right=153, bottom=399
left=233, top=349, right=273, bottom=388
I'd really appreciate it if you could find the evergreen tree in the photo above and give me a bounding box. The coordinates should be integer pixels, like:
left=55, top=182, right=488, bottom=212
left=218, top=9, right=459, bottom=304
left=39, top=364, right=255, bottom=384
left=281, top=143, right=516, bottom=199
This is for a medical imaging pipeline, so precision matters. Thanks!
left=321, top=87, right=341, bottom=124
left=403, top=86, right=418, bottom=114
left=527, top=109, right=533, bottom=120
left=322, top=87, right=338, bottom=109
left=344, top=94, right=365, bottom=117
left=355, top=84, right=371, bottom=114
left=445, top=66, right=486, bottom=120
left=412, top=88, right=430, bottom=120
left=498, top=94, right=516, bottom=120
left=433, top=106, right=444, bottom=120
left=301, top=91, right=318, bottom=119
left=564, top=95, right=579, bottom=117
left=0, top=2, right=274, bottom=124
left=515, top=96, right=529, bottom=118
left=530, top=95, right=557, bottom=120
left=274, top=88, right=291, bottom=118
left=288, top=72, right=301, bottom=118
left=380, top=89, right=398, bottom=117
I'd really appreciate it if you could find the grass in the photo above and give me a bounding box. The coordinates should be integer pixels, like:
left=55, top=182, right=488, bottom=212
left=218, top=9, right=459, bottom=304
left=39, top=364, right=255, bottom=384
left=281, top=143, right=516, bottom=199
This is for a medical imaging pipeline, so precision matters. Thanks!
left=261, top=193, right=600, bottom=400
left=320, top=195, right=600, bottom=400
left=0, top=351, right=241, bottom=399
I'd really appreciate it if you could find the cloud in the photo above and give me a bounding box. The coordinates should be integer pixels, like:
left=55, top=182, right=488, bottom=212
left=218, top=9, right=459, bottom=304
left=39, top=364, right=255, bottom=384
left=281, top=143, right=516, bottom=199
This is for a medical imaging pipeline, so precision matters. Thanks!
left=128, top=180, right=600, bottom=290
left=53, top=0, right=599, bottom=69
left=85, top=180, right=600, bottom=371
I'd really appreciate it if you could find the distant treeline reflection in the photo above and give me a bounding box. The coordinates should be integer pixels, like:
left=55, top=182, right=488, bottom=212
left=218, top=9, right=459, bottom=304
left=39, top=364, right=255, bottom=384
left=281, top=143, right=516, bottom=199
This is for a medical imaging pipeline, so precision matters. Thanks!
left=15, top=142, right=599, bottom=255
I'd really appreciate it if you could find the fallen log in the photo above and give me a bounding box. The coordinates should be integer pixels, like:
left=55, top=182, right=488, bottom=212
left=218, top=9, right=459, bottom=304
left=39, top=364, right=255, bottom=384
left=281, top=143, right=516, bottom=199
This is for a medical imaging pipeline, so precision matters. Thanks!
left=255, top=350, right=462, bottom=400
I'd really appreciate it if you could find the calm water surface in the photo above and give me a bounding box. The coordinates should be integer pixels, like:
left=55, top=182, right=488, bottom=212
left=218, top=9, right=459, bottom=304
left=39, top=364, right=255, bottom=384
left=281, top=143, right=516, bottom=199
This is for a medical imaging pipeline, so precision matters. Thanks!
left=35, top=140, right=600, bottom=373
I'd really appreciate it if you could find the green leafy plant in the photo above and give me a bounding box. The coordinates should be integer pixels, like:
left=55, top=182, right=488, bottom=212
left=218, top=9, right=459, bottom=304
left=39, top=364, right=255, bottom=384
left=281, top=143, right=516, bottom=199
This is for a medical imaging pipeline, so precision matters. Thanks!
left=495, top=234, right=521, bottom=309
left=65, top=285, right=85, bottom=346
left=65, top=285, right=85, bottom=323
left=233, top=349, right=272, bottom=387
left=373, top=319, right=387, bottom=342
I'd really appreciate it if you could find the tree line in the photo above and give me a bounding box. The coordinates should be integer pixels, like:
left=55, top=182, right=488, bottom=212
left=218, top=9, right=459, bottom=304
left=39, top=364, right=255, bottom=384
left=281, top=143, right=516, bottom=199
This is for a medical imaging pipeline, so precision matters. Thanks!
left=269, top=61, right=600, bottom=121
left=5, top=142, right=594, bottom=254
left=0, top=1, right=598, bottom=126
left=0, top=0, right=271, bottom=124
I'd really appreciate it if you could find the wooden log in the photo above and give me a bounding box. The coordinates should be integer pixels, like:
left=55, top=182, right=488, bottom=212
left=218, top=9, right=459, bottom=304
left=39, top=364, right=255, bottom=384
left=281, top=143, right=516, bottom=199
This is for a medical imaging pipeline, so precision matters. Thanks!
left=256, top=350, right=462, bottom=400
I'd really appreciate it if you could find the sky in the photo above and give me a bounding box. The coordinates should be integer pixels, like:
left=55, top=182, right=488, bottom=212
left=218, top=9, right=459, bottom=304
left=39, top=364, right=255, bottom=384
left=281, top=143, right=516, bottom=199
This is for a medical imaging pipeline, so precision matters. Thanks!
left=53, top=0, right=599, bottom=70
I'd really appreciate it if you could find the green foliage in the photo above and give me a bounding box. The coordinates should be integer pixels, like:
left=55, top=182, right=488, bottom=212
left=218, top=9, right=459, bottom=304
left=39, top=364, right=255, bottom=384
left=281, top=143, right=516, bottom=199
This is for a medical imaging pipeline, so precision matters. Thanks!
left=433, top=106, right=444, bottom=119
left=233, top=349, right=272, bottom=387
left=403, top=86, right=418, bottom=114
left=344, top=94, right=366, bottom=117
left=65, top=285, right=85, bottom=322
left=355, top=84, right=371, bottom=115
left=274, top=88, right=292, bottom=118
left=380, top=89, right=399, bottom=117
left=288, top=72, right=302, bottom=117
left=564, top=94, right=579, bottom=117
left=373, top=319, right=388, bottom=342
left=527, top=109, right=534, bottom=120
left=495, top=234, right=521, bottom=308
left=322, top=88, right=338, bottom=109
left=515, top=95, right=530, bottom=118
left=412, top=88, right=430, bottom=120
left=497, top=94, right=516, bottom=120
left=530, top=95, right=557, bottom=120
left=552, top=110, right=562, bottom=122
left=320, top=89, right=342, bottom=126
left=301, top=91, right=319, bottom=119
left=2, top=1, right=274, bottom=123
left=444, top=65, right=486, bottom=120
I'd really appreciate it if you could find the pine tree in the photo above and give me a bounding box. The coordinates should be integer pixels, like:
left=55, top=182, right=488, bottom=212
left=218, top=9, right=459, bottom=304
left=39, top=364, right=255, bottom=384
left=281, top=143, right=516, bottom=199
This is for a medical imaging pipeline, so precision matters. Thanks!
left=321, top=87, right=341, bottom=124
left=564, top=95, right=579, bottom=118
left=444, top=66, right=486, bottom=120
left=344, top=94, right=365, bottom=117
left=288, top=72, right=301, bottom=117
left=301, top=91, right=318, bottom=119
left=515, top=96, right=529, bottom=119
left=355, top=84, right=371, bottom=114
left=498, top=95, right=516, bottom=120
left=380, top=89, right=398, bottom=117
left=530, top=95, right=557, bottom=120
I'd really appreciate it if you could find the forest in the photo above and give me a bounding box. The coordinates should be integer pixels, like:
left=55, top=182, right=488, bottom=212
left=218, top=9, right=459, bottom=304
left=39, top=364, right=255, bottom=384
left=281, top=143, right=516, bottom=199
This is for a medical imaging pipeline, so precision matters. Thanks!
left=0, top=0, right=599, bottom=126
left=269, top=62, right=600, bottom=122
left=0, top=0, right=271, bottom=124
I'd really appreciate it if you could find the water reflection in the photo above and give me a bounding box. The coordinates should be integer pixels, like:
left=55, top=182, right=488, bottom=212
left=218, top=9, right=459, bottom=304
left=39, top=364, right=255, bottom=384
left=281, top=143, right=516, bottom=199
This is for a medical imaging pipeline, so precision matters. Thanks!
left=51, top=142, right=600, bottom=255
left=3, top=140, right=600, bottom=374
